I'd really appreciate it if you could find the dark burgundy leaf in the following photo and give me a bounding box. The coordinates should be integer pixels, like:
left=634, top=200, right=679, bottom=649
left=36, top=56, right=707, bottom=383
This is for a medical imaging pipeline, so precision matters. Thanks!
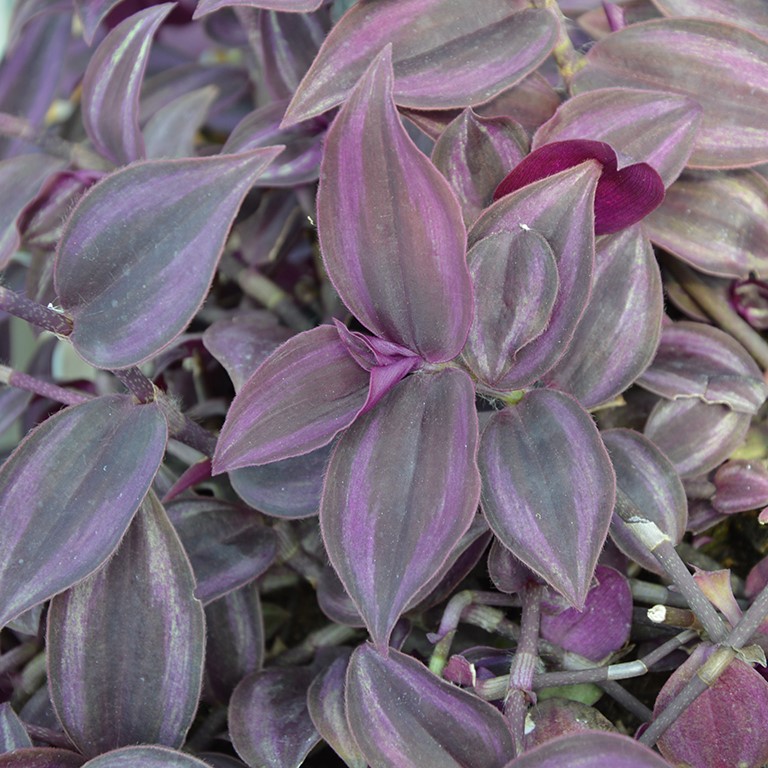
left=47, top=492, right=205, bottom=757
left=0, top=749, right=85, bottom=767
left=0, top=395, right=167, bottom=628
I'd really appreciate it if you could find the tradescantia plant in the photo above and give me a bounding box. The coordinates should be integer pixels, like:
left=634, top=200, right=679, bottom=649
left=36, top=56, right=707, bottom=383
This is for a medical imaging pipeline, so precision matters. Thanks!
left=2, top=1, right=768, bottom=768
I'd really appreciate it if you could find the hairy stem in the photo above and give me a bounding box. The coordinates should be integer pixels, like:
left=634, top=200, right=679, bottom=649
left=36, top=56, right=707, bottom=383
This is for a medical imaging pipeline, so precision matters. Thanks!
left=0, top=286, right=72, bottom=336
left=0, top=365, right=91, bottom=406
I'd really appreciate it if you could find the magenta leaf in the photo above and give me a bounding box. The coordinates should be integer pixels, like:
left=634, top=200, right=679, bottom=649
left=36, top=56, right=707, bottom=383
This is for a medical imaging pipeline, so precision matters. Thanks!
left=637, top=321, right=768, bottom=414
left=0, top=703, right=32, bottom=752
left=652, top=0, right=768, bottom=40
left=713, top=460, right=768, bottom=515
left=0, top=395, right=167, bottom=628
left=346, top=644, right=514, bottom=768
left=283, top=0, right=558, bottom=125
left=469, top=163, right=599, bottom=389
left=494, top=140, right=665, bottom=235
left=81, top=4, right=174, bottom=165
left=539, top=566, right=632, bottom=662
left=644, top=398, right=751, bottom=478
left=655, top=643, right=768, bottom=768
left=602, top=429, right=687, bottom=574
left=229, top=668, right=320, bottom=768
left=533, top=88, right=703, bottom=187
left=55, top=148, right=282, bottom=369
left=0, top=153, right=63, bottom=268
left=47, top=491, right=205, bottom=758
left=81, top=747, right=212, bottom=767
left=644, top=169, right=768, bottom=278
left=317, top=48, right=472, bottom=362
left=205, top=582, right=264, bottom=705
left=572, top=18, right=768, bottom=168
left=461, top=229, right=559, bottom=388
left=321, top=369, right=480, bottom=651
left=194, top=0, right=324, bottom=17
left=504, top=732, right=672, bottom=768
left=307, top=655, right=366, bottom=768
left=166, top=498, right=277, bottom=603
left=431, top=109, right=528, bottom=226
left=0, top=749, right=86, bottom=767
left=213, top=326, right=369, bottom=471
left=479, top=390, right=616, bottom=608
left=543, top=225, right=663, bottom=408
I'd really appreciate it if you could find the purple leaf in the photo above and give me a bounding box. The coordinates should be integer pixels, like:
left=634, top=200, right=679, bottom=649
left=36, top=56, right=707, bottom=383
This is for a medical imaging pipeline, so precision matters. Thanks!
left=461, top=229, right=559, bottom=388
left=479, top=390, right=616, bottom=608
left=572, top=18, right=768, bottom=168
left=543, top=224, right=663, bottom=408
left=202, top=311, right=292, bottom=392
left=317, top=48, right=472, bottom=362
left=644, top=398, right=751, bottom=478
left=47, top=491, right=205, bottom=758
left=504, top=731, right=672, bottom=768
left=205, top=582, right=264, bottom=704
left=0, top=13, right=71, bottom=158
left=637, top=321, right=768, bottom=414
left=0, top=749, right=86, bottom=767
left=196, top=755, right=247, bottom=768
left=346, top=644, right=514, bottom=768
left=652, top=0, right=768, bottom=40
left=222, top=100, right=323, bottom=187
left=259, top=8, right=328, bottom=101
left=307, top=656, right=366, bottom=768
left=539, top=566, right=632, bottom=662
left=55, top=148, right=282, bottom=369
left=0, top=395, right=167, bottom=628
left=316, top=565, right=365, bottom=628
left=487, top=540, right=531, bottom=595
left=283, top=0, right=558, bottom=125
left=166, top=497, right=277, bottom=603
left=602, top=429, right=687, bottom=574
left=320, top=369, right=480, bottom=651
left=0, top=154, right=63, bottom=268
left=524, top=700, right=616, bottom=751
left=644, top=169, right=768, bottom=278
left=230, top=445, right=331, bottom=519
left=194, top=0, right=324, bottom=17
left=0, top=703, right=32, bottom=753
left=654, top=643, right=768, bottom=768
left=229, top=668, right=320, bottom=768
left=713, top=460, right=768, bottom=515
left=213, top=326, right=369, bottom=470
left=81, top=747, right=212, bottom=767
left=74, top=0, right=132, bottom=45
left=493, top=140, right=665, bottom=235
left=81, top=4, right=174, bottom=165
left=533, top=88, right=703, bottom=187
left=143, top=86, right=218, bottom=159
left=469, top=163, right=599, bottom=389
left=431, top=109, right=528, bottom=226
left=731, top=278, right=768, bottom=329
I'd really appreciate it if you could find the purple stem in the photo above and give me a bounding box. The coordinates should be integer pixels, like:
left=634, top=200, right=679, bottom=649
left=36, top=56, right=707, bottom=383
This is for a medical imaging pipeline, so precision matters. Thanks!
left=0, top=286, right=72, bottom=336
left=0, top=365, right=91, bottom=406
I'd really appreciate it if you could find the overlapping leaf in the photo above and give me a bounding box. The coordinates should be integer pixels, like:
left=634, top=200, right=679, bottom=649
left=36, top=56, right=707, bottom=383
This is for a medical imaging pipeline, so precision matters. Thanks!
left=81, top=747, right=211, bottom=768
left=194, top=0, right=324, bottom=17
left=572, top=18, right=768, bottom=168
left=644, top=170, right=768, bottom=277
left=469, top=163, right=599, bottom=389
left=346, top=644, right=514, bottom=768
left=637, top=321, right=768, bottom=414
left=0, top=748, right=86, bottom=767
left=602, top=429, right=687, bottom=574
left=0, top=395, right=166, bottom=628
left=213, top=326, right=369, bottom=470
left=652, top=0, right=768, bottom=40
left=317, top=48, right=472, bottom=362
left=0, top=703, right=31, bottom=753
left=229, top=668, right=320, bottom=768
left=283, top=0, right=558, bottom=125
left=544, top=224, right=663, bottom=408
left=81, top=4, right=173, bottom=165
left=533, top=88, right=703, bottom=187
left=48, top=491, right=205, bottom=758
left=55, top=148, right=282, bottom=369
left=321, top=369, right=480, bottom=651
left=479, top=390, right=616, bottom=607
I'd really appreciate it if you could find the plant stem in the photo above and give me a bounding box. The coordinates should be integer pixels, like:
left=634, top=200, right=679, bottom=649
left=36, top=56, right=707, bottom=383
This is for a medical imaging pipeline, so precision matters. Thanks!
left=237, top=268, right=313, bottom=332
left=533, top=0, right=586, bottom=86
left=0, top=365, right=91, bottom=406
left=0, top=286, right=72, bottom=336
left=599, top=681, right=654, bottom=722
left=113, top=367, right=157, bottom=404
left=0, top=642, right=38, bottom=676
